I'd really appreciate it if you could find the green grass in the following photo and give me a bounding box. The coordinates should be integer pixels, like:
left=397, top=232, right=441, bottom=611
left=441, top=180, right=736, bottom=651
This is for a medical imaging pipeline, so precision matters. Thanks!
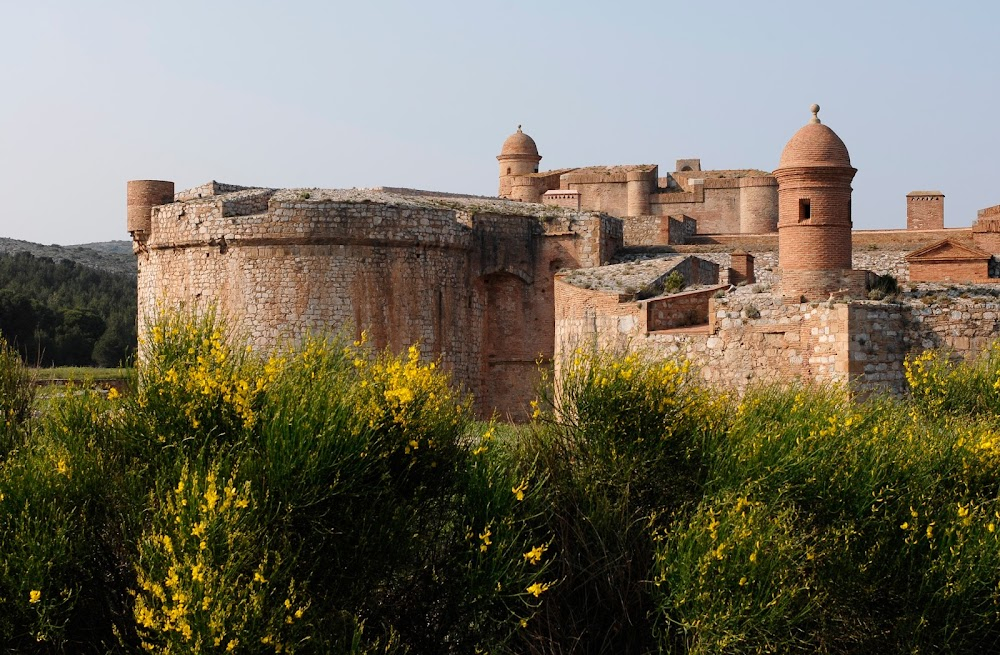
left=31, top=367, right=130, bottom=381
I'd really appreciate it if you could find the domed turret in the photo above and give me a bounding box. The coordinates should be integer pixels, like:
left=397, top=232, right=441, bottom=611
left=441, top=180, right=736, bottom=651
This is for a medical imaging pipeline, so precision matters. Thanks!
left=499, top=126, right=540, bottom=159
left=497, top=126, right=542, bottom=199
left=778, top=104, right=852, bottom=169
left=774, top=104, right=859, bottom=302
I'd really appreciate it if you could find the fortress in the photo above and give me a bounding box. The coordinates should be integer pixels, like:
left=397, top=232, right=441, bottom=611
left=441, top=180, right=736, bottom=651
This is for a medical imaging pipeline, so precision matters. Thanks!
left=128, top=105, right=1000, bottom=419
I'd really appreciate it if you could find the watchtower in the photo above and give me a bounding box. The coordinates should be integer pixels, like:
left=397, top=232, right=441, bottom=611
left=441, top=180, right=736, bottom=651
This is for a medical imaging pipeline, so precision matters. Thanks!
left=774, top=105, right=859, bottom=302
left=497, top=126, right=541, bottom=201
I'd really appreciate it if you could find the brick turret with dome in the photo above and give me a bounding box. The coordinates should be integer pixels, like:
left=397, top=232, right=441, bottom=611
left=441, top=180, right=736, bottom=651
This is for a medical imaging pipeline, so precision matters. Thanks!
left=775, top=104, right=865, bottom=302
left=497, top=126, right=542, bottom=199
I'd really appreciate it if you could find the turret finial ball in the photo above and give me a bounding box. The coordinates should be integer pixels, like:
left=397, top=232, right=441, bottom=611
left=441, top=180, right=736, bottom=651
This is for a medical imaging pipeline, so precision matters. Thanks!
left=809, top=104, right=821, bottom=124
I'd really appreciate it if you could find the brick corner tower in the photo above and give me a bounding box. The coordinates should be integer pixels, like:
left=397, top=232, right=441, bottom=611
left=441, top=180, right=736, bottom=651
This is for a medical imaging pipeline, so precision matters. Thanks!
left=774, top=104, right=859, bottom=302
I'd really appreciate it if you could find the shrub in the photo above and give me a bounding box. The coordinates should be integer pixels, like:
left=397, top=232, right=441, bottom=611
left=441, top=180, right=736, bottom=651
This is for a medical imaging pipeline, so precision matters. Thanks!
left=526, top=349, right=723, bottom=653
left=0, top=434, right=121, bottom=652
left=132, top=458, right=313, bottom=654
left=904, top=345, right=1000, bottom=419
left=653, top=494, right=824, bottom=654
left=0, top=335, right=33, bottom=459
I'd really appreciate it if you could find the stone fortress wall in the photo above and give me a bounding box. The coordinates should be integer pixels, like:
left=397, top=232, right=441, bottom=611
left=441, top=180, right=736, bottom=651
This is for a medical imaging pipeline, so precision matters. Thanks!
left=131, top=107, right=1000, bottom=418
left=129, top=182, right=621, bottom=419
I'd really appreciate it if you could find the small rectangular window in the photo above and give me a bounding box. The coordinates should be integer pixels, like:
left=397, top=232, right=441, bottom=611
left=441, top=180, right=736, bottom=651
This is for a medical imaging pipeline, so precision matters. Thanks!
left=799, top=199, right=811, bottom=221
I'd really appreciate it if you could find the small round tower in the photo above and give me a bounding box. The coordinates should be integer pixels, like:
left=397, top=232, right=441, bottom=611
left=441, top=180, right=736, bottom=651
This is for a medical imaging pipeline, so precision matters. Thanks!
left=497, top=126, right=541, bottom=200
left=127, top=180, right=175, bottom=242
left=774, top=105, right=857, bottom=302
left=626, top=169, right=655, bottom=216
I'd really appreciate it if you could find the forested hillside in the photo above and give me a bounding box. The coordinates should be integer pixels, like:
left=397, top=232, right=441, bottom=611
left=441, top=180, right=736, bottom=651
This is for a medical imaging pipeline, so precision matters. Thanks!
left=0, top=250, right=136, bottom=367
left=0, top=238, right=135, bottom=276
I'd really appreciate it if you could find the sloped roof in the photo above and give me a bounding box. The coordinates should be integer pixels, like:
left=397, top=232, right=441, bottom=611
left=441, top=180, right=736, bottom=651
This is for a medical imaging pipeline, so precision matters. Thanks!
left=905, top=238, right=991, bottom=262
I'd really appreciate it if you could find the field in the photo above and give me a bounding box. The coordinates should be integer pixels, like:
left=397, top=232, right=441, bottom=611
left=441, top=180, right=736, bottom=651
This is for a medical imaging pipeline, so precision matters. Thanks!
left=31, top=367, right=130, bottom=382
left=2, top=311, right=1000, bottom=654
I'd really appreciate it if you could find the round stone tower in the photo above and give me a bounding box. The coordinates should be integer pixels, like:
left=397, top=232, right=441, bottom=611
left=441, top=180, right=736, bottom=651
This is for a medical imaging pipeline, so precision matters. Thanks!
left=774, top=104, right=857, bottom=302
left=497, top=126, right=541, bottom=200
left=127, top=180, right=175, bottom=243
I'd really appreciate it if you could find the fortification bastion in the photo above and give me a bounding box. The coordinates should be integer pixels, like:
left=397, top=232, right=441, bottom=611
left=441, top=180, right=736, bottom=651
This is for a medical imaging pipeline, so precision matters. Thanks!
left=128, top=181, right=622, bottom=419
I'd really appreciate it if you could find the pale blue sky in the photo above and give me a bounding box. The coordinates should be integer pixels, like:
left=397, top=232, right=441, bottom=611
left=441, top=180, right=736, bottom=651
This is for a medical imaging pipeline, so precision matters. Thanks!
left=0, top=0, right=997, bottom=244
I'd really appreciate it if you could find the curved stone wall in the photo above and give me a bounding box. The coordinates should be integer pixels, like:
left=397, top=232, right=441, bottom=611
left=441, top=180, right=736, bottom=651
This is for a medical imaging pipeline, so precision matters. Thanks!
left=133, top=185, right=623, bottom=420
left=738, top=177, right=778, bottom=234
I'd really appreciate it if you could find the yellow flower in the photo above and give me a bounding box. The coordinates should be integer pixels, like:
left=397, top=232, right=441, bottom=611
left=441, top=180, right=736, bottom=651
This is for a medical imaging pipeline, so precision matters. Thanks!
left=479, top=527, right=492, bottom=553
left=512, top=480, right=528, bottom=502
left=55, top=458, right=70, bottom=477
left=29, top=590, right=41, bottom=604
left=526, top=581, right=551, bottom=597
left=106, top=387, right=121, bottom=401
left=523, top=544, right=547, bottom=565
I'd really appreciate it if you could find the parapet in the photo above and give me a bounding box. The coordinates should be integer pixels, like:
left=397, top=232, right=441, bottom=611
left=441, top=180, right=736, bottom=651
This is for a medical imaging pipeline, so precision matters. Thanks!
left=174, top=181, right=262, bottom=201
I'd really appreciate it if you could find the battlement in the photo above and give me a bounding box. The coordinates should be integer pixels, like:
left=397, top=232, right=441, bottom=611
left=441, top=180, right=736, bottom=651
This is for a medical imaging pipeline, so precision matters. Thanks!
left=175, top=181, right=264, bottom=202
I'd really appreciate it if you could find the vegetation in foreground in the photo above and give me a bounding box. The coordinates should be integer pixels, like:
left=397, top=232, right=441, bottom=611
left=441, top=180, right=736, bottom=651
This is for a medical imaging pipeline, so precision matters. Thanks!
left=1, top=312, right=1000, bottom=654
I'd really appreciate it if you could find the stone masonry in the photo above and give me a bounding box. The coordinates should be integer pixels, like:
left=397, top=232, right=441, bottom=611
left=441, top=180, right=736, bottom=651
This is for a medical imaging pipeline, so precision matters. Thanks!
left=129, top=182, right=621, bottom=420
left=130, top=105, right=1000, bottom=420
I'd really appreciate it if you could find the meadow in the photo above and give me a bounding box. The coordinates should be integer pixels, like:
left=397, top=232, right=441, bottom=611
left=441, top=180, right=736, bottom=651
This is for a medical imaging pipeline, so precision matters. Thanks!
left=1, top=310, right=1000, bottom=654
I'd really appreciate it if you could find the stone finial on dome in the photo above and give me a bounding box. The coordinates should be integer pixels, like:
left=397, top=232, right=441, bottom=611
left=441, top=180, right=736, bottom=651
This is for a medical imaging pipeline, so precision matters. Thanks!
left=810, top=103, right=821, bottom=124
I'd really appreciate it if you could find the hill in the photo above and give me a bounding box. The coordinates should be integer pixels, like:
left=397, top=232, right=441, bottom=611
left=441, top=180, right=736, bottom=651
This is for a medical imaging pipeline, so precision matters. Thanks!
left=0, top=249, right=136, bottom=367
left=0, top=238, right=136, bottom=276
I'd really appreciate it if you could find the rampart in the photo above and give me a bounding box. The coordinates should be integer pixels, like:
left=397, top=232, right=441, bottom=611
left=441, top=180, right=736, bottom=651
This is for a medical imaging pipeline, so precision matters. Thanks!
left=132, top=183, right=622, bottom=419
left=555, top=281, right=1000, bottom=397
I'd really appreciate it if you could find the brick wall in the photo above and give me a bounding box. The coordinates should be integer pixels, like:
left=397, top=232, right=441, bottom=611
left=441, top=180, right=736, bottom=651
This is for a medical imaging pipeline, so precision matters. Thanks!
left=908, top=260, right=989, bottom=283
left=906, top=193, right=944, bottom=230
left=646, top=286, right=726, bottom=331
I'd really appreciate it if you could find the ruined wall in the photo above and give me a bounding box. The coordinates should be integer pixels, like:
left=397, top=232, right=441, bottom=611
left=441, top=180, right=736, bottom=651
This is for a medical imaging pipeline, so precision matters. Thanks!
left=556, top=279, right=1000, bottom=400
left=554, top=287, right=851, bottom=392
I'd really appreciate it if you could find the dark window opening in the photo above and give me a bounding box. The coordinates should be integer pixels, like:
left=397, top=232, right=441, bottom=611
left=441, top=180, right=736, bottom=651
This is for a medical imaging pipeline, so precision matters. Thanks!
left=506, top=167, right=511, bottom=175
left=799, top=198, right=811, bottom=221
